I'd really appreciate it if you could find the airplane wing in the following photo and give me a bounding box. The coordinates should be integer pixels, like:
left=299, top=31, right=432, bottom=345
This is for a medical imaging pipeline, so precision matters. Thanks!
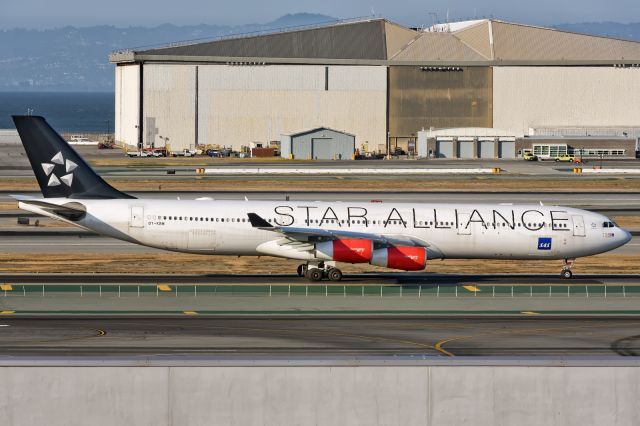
left=247, top=212, right=430, bottom=248
left=11, top=195, right=86, bottom=220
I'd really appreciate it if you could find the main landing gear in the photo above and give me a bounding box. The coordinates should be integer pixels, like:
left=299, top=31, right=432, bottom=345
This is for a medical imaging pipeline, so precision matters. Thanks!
left=297, top=262, right=343, bottom=282
left=561, top=258, right=575, bottom=279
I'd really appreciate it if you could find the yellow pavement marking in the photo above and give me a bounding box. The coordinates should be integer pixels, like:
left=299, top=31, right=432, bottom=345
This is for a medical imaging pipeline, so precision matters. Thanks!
left=521, top=311, right=540, bottom=315
left=433, top=322, right=618, bottom=358
left=157, top=284, right=172, bottom=292
left=463, top=285, right=480, bottom=292
left=96, top=329, right=106, bottom=336
left=183, top=311, right=198, bottom=315
left=0, top=311, right=15, bottom=315
left=0, top=284, right=13, bottom=291
left=434, top=338, right=457, bottom=357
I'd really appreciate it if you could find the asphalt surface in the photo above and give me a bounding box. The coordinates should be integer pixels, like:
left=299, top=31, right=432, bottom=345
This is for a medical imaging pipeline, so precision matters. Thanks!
left=0, top=316, right=639, bottom=357
left=2, top=273, right=640, bottom=285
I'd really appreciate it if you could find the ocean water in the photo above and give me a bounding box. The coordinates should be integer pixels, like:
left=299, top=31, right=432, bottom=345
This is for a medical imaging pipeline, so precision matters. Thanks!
left=0, top=92, right=114, bottom=133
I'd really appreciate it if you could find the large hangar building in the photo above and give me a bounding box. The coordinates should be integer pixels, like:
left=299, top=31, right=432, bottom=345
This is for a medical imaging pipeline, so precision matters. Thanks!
left=110, top=18, right=640, bottom=158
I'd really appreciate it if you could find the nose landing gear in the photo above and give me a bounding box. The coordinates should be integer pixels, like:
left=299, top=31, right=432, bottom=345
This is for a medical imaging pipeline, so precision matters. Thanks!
left=297, top=262, right=343, bottom=282
left=561, top=258, right=575, bottom=279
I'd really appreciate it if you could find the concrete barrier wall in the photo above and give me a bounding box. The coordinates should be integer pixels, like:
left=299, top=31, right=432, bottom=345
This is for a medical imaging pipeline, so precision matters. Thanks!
left=1, top=365, right=640, bottom=426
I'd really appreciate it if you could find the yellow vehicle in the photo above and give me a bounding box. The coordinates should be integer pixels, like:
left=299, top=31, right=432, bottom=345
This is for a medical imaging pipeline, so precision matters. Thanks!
left=523, top=152, right=538, bottom=161
left=555, top=154, right=575, bottom=162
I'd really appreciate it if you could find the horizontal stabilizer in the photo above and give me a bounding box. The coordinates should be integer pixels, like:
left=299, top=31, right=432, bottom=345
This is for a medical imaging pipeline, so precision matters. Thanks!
left=14, top=196, right=86, bottom=221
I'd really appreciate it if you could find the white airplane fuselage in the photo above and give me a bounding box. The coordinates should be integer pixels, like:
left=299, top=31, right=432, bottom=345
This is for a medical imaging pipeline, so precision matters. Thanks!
left=20, top=198, right=631, bottom=262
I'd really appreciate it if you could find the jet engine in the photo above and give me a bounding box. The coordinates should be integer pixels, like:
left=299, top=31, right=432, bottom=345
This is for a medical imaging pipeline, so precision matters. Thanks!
left=370, top=247, right=427, bottom=271
left=315, top=239, right=373, bottom=263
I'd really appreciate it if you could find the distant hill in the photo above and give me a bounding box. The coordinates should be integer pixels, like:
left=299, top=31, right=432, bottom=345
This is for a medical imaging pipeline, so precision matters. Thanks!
left=0, top=13, right=336, bottom=92
left=0, top=16, right=638, bottom=92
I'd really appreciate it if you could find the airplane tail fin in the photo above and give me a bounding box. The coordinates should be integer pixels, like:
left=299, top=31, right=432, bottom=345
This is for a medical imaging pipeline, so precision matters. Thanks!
left=12, top=116, right=134, bottom=199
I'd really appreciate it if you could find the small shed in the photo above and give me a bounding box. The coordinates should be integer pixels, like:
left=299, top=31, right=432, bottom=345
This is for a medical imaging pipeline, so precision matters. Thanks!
left=281, top=128, right=355, bottom=160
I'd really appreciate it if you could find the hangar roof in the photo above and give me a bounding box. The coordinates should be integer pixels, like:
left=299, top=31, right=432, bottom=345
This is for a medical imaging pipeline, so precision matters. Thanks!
left=125, top=19, right=417, bottom=61
left=110, top=18, right=640, bottom=65
left=393, top=20, right=640, bottom=62
left=284, top=127, right=356, bottom=138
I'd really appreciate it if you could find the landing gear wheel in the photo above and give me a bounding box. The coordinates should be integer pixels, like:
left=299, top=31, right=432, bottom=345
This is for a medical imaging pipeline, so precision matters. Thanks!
left=561, top=258, right=575, bottom=279
left=297, top=264, right=306, bottom=277
left=327, top=268, right=343, bottom=282
left=307, top=268, right=323, bottom=282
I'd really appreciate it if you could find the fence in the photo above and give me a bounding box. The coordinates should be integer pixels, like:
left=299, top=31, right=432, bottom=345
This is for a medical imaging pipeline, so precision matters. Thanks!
left=1, top=284, right=639, bottom=299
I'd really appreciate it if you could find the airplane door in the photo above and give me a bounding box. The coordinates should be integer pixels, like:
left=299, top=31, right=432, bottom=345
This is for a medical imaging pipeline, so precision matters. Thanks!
left=457, top=212, right=471, bottom=235
left=130, top=206, right=144, bottom=228
left=572, top=215, right=585, bottom=237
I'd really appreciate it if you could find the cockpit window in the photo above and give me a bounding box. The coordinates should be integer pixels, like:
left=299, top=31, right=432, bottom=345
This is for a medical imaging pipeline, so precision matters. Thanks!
left=603, top=221, right=616, bottom=228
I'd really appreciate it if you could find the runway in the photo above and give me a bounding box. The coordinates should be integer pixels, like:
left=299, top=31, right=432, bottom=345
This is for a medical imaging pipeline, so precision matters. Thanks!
left=2, top=275, right=640, bottom=357
left=0, top=316, right=639, bottom=357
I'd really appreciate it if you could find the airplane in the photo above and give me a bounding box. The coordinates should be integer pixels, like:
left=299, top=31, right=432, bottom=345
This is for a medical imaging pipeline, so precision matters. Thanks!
left=11, top=115, right=632, bottom=281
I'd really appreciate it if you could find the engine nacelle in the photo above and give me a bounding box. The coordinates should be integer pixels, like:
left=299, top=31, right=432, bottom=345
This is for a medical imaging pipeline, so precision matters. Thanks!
left=316, top=239, right=373, bottom=263
left=370, top=247, right=427, bottom=271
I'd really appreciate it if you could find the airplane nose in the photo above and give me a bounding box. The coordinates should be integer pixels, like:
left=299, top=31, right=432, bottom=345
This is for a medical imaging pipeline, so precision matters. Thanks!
left=621, top=229, right=632, bottom=245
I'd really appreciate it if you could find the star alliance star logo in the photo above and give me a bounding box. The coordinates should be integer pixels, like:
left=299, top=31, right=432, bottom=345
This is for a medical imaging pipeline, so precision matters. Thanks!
left=41, top=151, right=77, bottom=187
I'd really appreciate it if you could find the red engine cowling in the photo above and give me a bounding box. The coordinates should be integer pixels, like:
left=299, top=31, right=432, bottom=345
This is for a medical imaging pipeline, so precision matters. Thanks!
left=370, top=247, right=427, bottom=271
left=316, top=239, right=373, bottom=263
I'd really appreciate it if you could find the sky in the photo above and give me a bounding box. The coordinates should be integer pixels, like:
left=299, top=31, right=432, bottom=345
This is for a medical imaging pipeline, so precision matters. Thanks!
left=1, top=0, right=639, bottom=29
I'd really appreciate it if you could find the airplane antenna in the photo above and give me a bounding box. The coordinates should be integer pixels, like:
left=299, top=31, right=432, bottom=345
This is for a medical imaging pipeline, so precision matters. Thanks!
left=539, top=201, right=544, bottom=206
left=244, top=196, right=248, bottom=201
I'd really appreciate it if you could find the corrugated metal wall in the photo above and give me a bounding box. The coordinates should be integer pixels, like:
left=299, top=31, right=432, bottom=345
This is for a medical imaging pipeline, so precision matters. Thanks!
left=435, top=140, right=454, bottom=158
left=115, top=64, right=140, bottom=147
left=388, top=66, right=493, bottom=138
left=196, top=65, right=386, bottom=150
left=494, top=67, right=640, bottom=136
left=457, top=141, right=474, bottom=158
left=143, top=64, right=196, bottom=150
left=290, top=129, right=355, bottom=160
left=478, top=140, right=495, bottom=158
left=498, top=141, right=515, bottom=158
